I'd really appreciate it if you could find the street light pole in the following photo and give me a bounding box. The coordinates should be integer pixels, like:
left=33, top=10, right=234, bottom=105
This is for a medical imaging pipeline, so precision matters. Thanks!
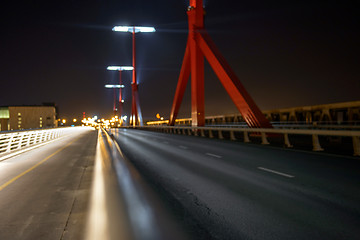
left=119, top=70, right=123, bottom=118
left=107, top=66, right=133, bottom=123
left=131, top=26, right=139, bottom=126
left=104, top=83, right=125, bottom=118
left=112, top=26, right=156, bottom=126
left=113, top=87, right=116, bottom=117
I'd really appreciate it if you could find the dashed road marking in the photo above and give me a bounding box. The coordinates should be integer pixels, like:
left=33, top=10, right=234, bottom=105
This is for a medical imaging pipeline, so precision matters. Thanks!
left=258, top=167, right=295, bottom=178
left=205, top=153, right=222, bottom=158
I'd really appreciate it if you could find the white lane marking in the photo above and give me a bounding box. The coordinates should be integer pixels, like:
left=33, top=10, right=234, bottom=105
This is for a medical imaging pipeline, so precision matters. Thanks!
left=179, top=145, right=188, bottom=149
left=205, top=153, right=222, bottom=158
left=258, top=167, right=295, bottom=178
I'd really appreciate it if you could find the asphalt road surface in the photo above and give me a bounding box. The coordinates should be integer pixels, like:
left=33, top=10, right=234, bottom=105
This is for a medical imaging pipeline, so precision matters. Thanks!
left=0, top=127, right=97, bottom=240
left=111, top=128, right=360, bottom=240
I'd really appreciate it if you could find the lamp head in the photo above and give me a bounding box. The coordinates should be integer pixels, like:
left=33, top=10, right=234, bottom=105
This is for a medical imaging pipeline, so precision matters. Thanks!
left=112, top=26, right=156, bottom=33
left=107, top=66, right=134, bottom=71
left=105, top=84, right=125, bottom=88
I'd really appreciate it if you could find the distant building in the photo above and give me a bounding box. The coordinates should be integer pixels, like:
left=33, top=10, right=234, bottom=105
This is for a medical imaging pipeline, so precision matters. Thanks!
left=0, top=104, right=58, bottom=131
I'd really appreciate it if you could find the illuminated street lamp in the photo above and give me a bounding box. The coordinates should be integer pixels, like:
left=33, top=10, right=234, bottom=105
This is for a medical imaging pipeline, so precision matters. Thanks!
left=112, top=26, right=156, bottom=33
left=107, top=66, right=134, bottom=71
left=105, top=84, right=125, bottom=117
left=107, top=65, right=133, bottom=122
left=105, top=84, right=125, bottom=88
left=112, top=26, right=156, bottom=126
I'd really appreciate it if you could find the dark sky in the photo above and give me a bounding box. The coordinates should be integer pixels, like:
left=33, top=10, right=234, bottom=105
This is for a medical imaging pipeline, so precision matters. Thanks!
left=1, top=0, right=359, bottom=120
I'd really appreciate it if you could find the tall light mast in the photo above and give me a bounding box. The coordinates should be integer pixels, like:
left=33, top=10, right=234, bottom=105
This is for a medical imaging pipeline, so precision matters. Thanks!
left=112, top=26, right=156, bottom=126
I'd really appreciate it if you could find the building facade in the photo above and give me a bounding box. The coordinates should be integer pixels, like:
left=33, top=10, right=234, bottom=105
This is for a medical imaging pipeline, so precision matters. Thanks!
left=0, top=105, right=57, bottom=131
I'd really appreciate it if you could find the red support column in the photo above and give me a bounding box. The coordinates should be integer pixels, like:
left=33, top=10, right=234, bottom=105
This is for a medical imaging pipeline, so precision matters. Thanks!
left=187, top=2, right=205, bottom=126
left=196, top=31, right=272, bottom=128
left=169, top=43, right=191, bottom=125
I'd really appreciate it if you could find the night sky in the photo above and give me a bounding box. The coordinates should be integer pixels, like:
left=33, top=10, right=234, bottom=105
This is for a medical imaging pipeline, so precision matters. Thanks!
left=1, top=0, right=359, bottom=121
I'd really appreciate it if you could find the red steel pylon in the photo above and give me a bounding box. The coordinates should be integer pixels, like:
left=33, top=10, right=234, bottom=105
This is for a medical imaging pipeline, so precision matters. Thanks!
left=169, top=0, right=272, bottom=128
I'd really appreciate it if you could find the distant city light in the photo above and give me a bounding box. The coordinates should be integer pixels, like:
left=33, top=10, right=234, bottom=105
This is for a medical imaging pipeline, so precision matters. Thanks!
left=73, top=118, right=77, bottom=122
left=107, top=66, right=134, bottom=71
left=105, top=84, right=125, bottom=88
left=112, top=26, right=156, bottom=33
left=121, top=100, right=125, bottom=103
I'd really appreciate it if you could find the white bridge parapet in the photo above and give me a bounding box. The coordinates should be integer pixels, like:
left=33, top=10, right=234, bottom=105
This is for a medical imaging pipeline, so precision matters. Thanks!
left=0, top=127, right=79, bottom=159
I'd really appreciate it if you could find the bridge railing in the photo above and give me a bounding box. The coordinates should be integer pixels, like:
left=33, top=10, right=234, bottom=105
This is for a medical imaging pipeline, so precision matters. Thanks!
left=125, top=126, right=360, bottom=156
left=0, top=127, right=75, bottom=159
left=175, top=123, right=360, bottom=131
left=85, top=126, right=186, bottom=240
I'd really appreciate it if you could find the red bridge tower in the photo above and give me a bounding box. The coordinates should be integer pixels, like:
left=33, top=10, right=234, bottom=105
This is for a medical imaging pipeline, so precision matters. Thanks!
left=169, top=0, right=272, bottom=128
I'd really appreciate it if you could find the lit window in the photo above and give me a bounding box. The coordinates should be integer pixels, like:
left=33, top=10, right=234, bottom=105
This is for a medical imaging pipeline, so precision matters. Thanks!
left=18, top=113, right=21, bottom=116
left=18, top=125, right=21, bottom=128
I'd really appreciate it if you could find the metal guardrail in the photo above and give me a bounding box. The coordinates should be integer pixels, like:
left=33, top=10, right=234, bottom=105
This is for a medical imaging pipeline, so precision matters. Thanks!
left=124, top=125, right=360, bottom=156
left=207, top=123, right=360, bottom=130
left=0, top=128, right=74, bottom=156
left=85, top=127, right=186, bottom=240
left=148, top=121, right=360, bottom=130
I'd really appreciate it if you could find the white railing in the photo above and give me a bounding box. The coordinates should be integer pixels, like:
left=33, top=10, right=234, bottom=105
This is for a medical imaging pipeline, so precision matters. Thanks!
left=205, top=123, right=360, bottom=130
left=0, top=128, right=73, bottom=156
left=125, top=126, right=360, bottom=156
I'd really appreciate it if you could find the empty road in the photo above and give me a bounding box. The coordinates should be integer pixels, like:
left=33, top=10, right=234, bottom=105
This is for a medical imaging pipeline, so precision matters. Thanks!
left=111, top=128, right=360, bottom=240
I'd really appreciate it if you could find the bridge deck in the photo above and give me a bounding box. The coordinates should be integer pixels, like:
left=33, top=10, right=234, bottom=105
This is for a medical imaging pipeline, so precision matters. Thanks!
left=1, top=127, right=360, bottom=240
